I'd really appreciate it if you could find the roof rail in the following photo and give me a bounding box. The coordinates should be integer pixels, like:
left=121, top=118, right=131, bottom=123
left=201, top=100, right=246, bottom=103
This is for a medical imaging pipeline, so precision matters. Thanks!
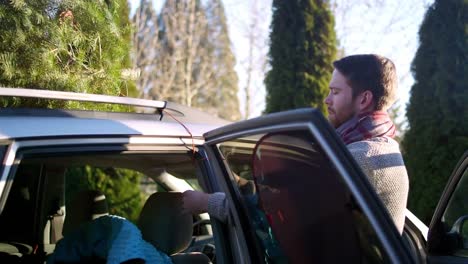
left=0, top=87, right=166, bottom=109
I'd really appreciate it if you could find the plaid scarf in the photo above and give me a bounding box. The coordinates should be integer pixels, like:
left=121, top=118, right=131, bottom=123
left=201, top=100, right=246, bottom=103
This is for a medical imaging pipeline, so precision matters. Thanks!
left=336, top=111, right=396, bottom=145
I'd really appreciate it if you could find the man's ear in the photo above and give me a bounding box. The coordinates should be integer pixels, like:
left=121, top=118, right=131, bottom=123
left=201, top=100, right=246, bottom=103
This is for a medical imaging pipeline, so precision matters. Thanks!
left=359, top=90, right=374, bottom=111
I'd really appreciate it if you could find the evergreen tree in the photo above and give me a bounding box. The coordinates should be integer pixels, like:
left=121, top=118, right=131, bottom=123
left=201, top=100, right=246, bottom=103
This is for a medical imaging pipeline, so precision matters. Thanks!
left=0, top=0, right=143, bottom=220
left=264, top=0, right=337, bottom=114
left=115, top=0, right=138, bottom=97
left=0, top=0, right=57, bottom=107
left=0, top=0, right=135, bottom=110
left=403, top=0, right=468, bottom=224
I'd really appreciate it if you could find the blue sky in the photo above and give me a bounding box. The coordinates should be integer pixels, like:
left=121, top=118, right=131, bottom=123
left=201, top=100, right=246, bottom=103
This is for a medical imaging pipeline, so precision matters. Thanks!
left=130, top=0, right=435, bottom=121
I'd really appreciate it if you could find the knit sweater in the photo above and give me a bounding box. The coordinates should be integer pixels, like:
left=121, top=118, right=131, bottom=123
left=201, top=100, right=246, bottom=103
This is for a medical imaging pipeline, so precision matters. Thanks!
left=347, top=137, right=409, bottom=233
left=48, top=215, right=172, bottom=264
left=207, top=136, right=409, bottom=234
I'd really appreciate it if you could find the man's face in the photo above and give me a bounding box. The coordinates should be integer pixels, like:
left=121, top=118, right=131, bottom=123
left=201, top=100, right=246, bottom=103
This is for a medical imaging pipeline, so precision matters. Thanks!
left=324, top=69, right=360, bottom=128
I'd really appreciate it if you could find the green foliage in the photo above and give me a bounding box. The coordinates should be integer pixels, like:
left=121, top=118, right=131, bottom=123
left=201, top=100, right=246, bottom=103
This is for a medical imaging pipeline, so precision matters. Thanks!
left=0, top=0, right=143, bottom=222
left=264, top=0, right=337, bottom=114
left=65, top=166, right=144, bottom=223
left=0, top=0, right=136, bottom=109
left=114, top=0, right=138, bottom=97
left=402, top=0, right=468, bottom=224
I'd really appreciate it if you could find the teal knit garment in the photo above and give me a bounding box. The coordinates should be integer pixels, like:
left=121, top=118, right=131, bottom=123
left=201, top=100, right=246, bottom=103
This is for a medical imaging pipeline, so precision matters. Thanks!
left=47, top=215, right=172, bottom=264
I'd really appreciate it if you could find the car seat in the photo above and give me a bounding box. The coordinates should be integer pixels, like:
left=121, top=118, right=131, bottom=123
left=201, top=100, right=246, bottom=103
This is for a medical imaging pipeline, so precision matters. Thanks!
left=62, top=190, right=109, bottom=237
left=137, top=192, right=211, bottom=264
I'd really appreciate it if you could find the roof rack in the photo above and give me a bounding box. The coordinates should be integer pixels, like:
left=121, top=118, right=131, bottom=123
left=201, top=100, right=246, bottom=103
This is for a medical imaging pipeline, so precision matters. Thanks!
left=0, top=87, right=166, bottom=109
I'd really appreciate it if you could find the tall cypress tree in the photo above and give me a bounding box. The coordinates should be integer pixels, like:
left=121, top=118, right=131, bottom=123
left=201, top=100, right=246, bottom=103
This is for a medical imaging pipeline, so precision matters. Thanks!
left=264, top=0, right=337, bottom=114
left=403, top=0, right=468, bottom=223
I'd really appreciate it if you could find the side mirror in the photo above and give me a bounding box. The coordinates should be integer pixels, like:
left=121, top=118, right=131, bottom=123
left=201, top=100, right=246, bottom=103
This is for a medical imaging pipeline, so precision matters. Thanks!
left=449, top=215, right=468, bottom=250
left=442, top=215, right=468, bottom=255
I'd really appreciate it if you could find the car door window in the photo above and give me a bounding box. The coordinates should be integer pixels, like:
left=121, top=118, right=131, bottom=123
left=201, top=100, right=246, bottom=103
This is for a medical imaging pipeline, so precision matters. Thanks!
left=216, top=130, right=392, bottom=263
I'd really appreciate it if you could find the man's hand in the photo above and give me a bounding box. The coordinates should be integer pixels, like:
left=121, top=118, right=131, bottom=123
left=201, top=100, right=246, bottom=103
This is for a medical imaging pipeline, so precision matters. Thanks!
left=182, top=190, right=210, bottom=215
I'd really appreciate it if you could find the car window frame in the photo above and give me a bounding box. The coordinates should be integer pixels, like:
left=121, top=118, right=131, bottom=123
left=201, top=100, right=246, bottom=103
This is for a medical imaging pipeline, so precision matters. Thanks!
left=196, top=147, right=234, bottom=264
left=0, top=144, right=6, bottom=172
left=0, top=143, right=7, bottom=185
left=201, top=144, right=255, bottom=264
left=0, top=141, right=20, bottom=213
left=203, top=108, right=414, bottom=264
left=0, top=136, right=201, bottom=222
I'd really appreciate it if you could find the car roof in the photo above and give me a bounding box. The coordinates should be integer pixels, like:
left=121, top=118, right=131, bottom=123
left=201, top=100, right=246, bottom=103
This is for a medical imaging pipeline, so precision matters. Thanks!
left=0, top=88, right=230, bottom=140
left=0, top=108, right=225, bottom=140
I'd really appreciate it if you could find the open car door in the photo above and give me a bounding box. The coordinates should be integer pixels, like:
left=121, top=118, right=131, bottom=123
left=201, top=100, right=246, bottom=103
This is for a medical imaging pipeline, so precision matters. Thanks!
left=201, top=108, right=413, bottom=264
left=426, top=151, right=468, bottom=263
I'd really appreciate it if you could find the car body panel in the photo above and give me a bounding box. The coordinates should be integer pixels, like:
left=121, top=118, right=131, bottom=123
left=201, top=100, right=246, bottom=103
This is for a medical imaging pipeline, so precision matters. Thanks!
left=406, top=209, right=429, bottom=241
left=0, top=115, right=219, bottom=140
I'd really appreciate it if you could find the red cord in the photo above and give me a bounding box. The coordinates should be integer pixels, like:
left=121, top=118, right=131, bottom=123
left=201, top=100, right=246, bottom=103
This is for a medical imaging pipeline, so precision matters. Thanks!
left=163, top=109, right=197, bottom=160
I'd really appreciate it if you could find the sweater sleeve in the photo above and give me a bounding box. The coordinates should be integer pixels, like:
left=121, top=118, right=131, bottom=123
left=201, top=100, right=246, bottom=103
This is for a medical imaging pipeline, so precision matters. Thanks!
left=207, top=192, right=229, bottom=223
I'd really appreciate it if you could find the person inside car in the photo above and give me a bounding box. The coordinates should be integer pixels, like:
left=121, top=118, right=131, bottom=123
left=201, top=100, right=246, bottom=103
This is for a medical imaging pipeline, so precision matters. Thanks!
left=183, top=54, right=409, bottom=234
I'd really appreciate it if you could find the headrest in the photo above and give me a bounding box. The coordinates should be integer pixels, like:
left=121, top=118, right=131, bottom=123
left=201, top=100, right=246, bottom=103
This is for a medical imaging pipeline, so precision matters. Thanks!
left=62, top=190, right=109, bottom=236
left=137, top=192, right=192, bottom=255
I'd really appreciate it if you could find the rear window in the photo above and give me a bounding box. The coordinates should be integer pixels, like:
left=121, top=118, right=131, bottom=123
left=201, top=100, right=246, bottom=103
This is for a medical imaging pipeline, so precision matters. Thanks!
left=218, top=130, right=391, bottom=263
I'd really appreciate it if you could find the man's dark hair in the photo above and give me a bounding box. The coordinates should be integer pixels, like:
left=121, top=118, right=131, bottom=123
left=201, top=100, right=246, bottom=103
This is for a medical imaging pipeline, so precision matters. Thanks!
left=333, top=54, right=397, bottom=110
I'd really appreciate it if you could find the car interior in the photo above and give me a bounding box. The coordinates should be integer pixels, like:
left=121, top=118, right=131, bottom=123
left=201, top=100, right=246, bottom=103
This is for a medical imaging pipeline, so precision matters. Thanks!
left=0, top=150, right=215, bottom=263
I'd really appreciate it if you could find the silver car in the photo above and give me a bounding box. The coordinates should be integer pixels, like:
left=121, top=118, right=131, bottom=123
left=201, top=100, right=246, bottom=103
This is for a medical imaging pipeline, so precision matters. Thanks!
left=0, top=88, right=466, bottom=264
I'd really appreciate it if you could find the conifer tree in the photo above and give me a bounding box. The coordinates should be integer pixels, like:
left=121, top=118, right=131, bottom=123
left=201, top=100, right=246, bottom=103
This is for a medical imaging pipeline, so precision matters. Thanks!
left=403, top=0, right=468, bottom=223
left=264, top=0, right=337, bottom=114
left=115, top=0, right=138, bottom=97
left=0, top=1, right=56, bottom=107
left=0, top=0, right=142, bottom=220
left=0, top=0, right=135, bottom=110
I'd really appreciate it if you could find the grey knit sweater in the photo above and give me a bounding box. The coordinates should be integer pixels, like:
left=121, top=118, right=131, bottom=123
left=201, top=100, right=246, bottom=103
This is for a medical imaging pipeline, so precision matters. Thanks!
left=207, top=136, right=409, bottom=233
left=347, top=137, right=409, bottom=233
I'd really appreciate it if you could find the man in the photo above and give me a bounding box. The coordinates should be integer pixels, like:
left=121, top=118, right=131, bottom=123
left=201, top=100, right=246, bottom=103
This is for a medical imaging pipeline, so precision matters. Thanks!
left=183, top=54, right=409, bottom=233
